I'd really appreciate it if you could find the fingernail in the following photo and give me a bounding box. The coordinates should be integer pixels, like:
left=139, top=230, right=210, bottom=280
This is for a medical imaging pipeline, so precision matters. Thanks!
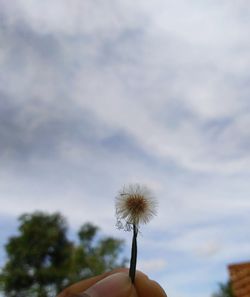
left=82, top=272, right=132, bottom=297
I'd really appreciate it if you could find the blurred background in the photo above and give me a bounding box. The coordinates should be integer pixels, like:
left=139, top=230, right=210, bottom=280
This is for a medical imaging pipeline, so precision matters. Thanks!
left=0, top=1, right=250, bottom=297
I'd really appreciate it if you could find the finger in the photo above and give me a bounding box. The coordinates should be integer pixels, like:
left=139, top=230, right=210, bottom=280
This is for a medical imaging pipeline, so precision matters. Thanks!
left=134, top=271, right=167, bottom=297
left=83, top=272, right=135, bottom=297
left=58, top=269, right=167, bottom=297
left=57, top=268, right=128, bottom=297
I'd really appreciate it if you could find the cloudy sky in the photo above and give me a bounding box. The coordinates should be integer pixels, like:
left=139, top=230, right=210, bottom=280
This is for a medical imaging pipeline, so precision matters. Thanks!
left=1, top=1, right=250, bottom=296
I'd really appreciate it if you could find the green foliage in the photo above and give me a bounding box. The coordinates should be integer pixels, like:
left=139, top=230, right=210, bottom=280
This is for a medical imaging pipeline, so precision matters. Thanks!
left=69, top=223, right=126, bottom=282
left=212, top=281, right=235, bottom=297
left=0, top=212, right=126, bottom=297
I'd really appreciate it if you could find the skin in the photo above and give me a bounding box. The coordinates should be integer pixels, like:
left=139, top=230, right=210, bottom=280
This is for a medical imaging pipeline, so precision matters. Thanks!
left=57, top=268, right=167, bottom=297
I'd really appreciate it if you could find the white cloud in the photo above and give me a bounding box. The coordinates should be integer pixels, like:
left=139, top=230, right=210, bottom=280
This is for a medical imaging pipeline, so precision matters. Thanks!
left=137, top=258, right=167, bottom=274
left=2, top=1, right=250, bottom=175
left=2, top=0, right=145, bottom=36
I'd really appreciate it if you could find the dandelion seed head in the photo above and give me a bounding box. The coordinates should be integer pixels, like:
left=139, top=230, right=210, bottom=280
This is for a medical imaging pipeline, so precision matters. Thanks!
left=115, top=184, right=157, bottom=230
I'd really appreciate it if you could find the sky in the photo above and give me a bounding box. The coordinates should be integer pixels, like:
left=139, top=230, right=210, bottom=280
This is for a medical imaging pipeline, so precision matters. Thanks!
left=0, top=1, right=250, bottom=296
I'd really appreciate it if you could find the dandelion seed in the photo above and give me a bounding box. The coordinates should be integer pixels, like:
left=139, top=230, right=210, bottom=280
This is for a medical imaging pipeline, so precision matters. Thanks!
left=115, top=183, right=157, bottom=283
left=115, top=184, right=157, bottom=229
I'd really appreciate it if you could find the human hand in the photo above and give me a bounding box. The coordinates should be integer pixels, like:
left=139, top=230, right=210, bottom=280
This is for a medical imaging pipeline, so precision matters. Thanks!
left=57, top=268, right=167, bottom=297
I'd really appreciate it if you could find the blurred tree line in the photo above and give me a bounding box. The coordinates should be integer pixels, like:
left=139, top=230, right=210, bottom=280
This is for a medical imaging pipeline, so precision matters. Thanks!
left=0, top=212, right=235, bottom=297
left=212, top=282, right=234, bottom=297
left=0, top=212, right=126, bottom=297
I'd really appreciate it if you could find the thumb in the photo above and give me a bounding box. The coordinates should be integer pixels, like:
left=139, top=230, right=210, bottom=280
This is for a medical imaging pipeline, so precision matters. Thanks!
left=81, top=272, right=136, bottom=297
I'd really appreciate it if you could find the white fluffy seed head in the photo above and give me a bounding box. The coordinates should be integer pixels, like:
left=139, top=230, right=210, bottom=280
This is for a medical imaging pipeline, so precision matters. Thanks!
left=115, top=184, right=157, bottom=230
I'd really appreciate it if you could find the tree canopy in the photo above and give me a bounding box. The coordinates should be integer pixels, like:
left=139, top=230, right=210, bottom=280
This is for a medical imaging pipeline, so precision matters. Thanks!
left=0, top=212, right=126, bottom=297
left=212, top=281, right=235, bottom=297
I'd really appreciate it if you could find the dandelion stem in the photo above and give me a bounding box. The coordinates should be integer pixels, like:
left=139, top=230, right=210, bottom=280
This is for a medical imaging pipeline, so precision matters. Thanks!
left=129, top=224, right=138, bottom=283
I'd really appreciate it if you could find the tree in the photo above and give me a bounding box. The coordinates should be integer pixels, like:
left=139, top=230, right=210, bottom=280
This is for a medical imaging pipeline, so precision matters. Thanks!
left=212, top=281, right=235, bottom=297
left=0, top=212, right=126, bottom=297
left=69, top=223, right=126, bottom=282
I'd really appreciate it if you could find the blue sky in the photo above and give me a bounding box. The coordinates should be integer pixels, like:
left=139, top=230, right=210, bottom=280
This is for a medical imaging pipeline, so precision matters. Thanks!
left=1, top=1, right=250, bottom=296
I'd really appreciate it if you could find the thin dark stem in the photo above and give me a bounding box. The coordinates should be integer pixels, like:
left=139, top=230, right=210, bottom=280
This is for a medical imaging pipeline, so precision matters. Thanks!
left=129, top=224, right=138, bottom=283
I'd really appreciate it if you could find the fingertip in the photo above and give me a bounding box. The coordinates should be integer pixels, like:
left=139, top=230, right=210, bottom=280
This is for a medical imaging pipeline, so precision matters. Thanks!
left=84, top=272, right=132, bottom=297
left=134, top=271, right=167, bottom=297
left=57, top=269, right=130, bottom=297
